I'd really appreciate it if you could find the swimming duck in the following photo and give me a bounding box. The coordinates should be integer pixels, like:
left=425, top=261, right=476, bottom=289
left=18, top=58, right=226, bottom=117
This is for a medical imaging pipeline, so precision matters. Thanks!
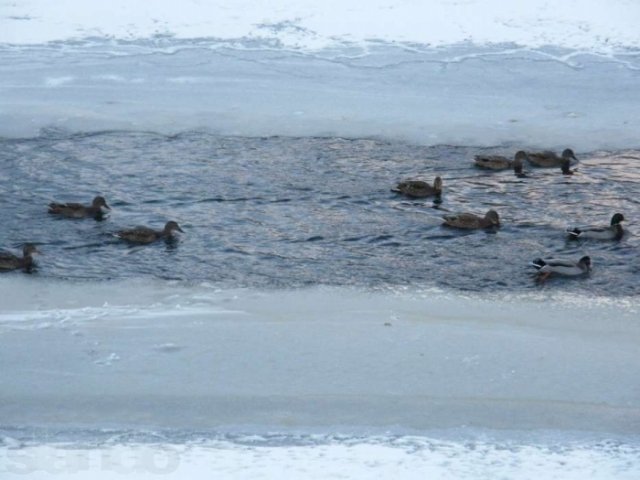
left=527, top=148, right=577, bottom=168
left=442, top=210, right=500, bottom=229
left=0, top=244, right=40, bottom=272
left=115, top=221, right=184, bottom=244
left=48, top=196, right=110, bottom=219
left=567, top=213, right=624, bottom=241
left=531, top=256, right=591, bottom=282
left=474, top=151, right=529, bottom=170
left=391, top=176, right=442, bottom=198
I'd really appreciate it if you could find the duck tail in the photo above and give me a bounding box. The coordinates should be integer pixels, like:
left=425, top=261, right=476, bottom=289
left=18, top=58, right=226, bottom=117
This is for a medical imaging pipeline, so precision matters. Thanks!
left=391, top=182, right=408, bottom=194
left=530, top=258, right=546, bottom=269
left=566, top=228, right=581, bottom=239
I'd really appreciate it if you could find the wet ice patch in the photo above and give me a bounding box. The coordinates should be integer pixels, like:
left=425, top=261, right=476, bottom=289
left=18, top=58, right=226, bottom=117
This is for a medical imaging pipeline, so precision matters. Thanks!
left=44, top=76, right=74, bottom=87
left=152, top=343, right=183, bottom=353
left=94, top=353, right=120, bottom=366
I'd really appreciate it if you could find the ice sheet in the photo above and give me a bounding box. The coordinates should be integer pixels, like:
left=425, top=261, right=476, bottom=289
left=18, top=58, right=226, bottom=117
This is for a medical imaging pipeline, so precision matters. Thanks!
left=1, top=278, right=639, bottom=435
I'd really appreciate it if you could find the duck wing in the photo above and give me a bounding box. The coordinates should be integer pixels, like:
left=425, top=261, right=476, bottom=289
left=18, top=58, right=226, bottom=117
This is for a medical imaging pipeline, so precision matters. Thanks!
left=48, top=201, right=92, bottom=218
left=528, top=151, right=556, bottom=160
left=474, top=155, right=511, bottom=169
left=442, top=213, right=482, bottom=229
left=392, top=180, right=435, bottom=198
left=49, top=202, right=85, bottom=211
left=543, top=258, right=579, bottom=268
left=567, top=224, right=619, bottom=240
left=115, top=226, right=158, bottom=244
left=527, top=151, right=563, bottom=167
left=0, top=252, right=21, bottom=269
left=535, top=258, right=586, bottom=275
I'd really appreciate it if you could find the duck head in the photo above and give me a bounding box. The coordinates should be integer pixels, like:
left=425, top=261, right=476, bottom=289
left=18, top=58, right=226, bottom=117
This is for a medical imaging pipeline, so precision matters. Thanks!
left=92, top=196, right=111, bottom=210
left=485, top=210, right=500, bottom=226
left=433, top=176, right=443, bottom=194
left=562, top=148, right=577, bottom=161
left=579, top=256, right=591, bottom=271
left=23, top=244, right=40, bottom=257
left=611, top=213, right=624, bottom=225
left=164, top=221, right=184, bottom=234
left=514, top=150, right=529, bottom=162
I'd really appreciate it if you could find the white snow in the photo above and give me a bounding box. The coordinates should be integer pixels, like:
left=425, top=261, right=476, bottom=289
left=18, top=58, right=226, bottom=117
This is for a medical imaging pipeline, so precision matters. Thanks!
left=1, top=0, right=640, bottom=52
left=2, top=437, right=640, bottom=480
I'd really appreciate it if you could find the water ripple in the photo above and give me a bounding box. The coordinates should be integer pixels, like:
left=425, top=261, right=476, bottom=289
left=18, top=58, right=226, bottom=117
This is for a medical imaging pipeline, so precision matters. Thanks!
left=0, top=132, right=638, bottom=295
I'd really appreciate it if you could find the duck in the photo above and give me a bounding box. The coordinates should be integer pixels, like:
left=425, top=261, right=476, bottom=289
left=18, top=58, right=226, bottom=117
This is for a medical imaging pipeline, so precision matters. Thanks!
left=442, top=210, right=500, bottom=229
left=474, top=151, right=529, bottom=170
left=115, top=221, right=184, bottom=244
left=391, top=176, right=442, bottom=198
left=531, top=256, right=591, bottom=282
left=48, top=196, right=110, bottom=219
left=567, top=213, right=624, bottom=241
left=0, top=244, right=40, bottom=272
left=527, top=148, right=577, bottom=168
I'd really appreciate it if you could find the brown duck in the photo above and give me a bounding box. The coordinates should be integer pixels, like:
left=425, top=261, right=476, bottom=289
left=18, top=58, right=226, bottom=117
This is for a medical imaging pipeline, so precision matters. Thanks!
left=442, top=210, right=500, bottom=229
left=527, top=148, right=577, bottom=168
left=474, top=151, right=529, bottom=170
left=48, top=196, right=110, bottom=219
left=391, top=176, right=442, bottom=198
left=115, top=221, right=184, bottom=244
left=0, top=244, right=40, bottom=272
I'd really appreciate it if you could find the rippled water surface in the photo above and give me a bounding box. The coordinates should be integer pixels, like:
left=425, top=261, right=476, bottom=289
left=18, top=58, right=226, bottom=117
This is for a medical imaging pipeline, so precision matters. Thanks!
left=1, top=130, right=638, bottom=294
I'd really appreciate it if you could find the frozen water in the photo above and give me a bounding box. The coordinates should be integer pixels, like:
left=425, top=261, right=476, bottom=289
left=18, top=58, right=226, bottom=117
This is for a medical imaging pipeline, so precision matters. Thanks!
left=1, top=1, right=640, bottom=147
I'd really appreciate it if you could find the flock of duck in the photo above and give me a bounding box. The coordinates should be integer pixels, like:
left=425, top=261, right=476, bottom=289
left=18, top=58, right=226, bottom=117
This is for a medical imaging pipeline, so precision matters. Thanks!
left=0, top=197, right=184, bottom=273
left=391, top=147, right=625, bottom=283
left=0, top=147, right=626, bottom=283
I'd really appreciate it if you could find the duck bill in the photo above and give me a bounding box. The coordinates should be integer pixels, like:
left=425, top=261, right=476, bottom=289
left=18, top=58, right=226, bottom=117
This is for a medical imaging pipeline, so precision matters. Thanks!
left=177, top=226, right=185, bottom=233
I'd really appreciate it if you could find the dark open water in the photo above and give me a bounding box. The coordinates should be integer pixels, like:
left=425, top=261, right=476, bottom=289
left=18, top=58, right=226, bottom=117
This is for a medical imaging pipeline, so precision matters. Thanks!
left=1, top=130, right=638, bottom=295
